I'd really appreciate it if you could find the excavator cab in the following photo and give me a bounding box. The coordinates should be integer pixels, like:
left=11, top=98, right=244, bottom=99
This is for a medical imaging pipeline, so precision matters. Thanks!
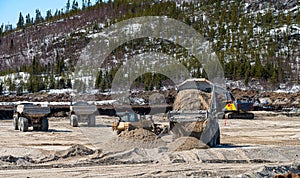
left=223, top=91, right=254, bottom=119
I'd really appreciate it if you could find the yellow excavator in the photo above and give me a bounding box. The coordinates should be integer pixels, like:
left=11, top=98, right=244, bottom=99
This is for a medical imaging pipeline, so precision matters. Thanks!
left=223, top=91, right=254, bottom=119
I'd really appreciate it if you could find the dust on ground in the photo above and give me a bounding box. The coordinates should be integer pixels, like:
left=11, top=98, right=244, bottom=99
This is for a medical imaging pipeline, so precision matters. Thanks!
left=0, top=114, right=299, bottom=177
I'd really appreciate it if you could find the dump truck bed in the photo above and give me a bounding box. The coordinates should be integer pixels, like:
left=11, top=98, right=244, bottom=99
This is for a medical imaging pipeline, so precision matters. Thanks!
left=17, top=105, right=50, bottom=118
left=70, top=105, right=97, bottom=115
left=168, top=110, right=208, bottom=139
left=168, top=110, right=207, bottom=122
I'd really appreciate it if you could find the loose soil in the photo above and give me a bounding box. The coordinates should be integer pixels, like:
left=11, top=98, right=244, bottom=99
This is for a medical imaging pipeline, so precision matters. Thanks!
left=173, top=89, right=211, bottom=110
left=0, top=114, right=299, bottom=177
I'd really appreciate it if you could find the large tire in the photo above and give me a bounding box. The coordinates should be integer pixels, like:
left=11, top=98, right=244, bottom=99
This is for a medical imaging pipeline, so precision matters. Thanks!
left=216, top=128, right=221, bottom=145
left=200, top=118, right=220, bottom=147
left=13, top=115, right=19, bottom=130
left=70, top=115, right=78, bottom=127
left=33, top=126, right=40, bottom=131
left=41, top=117, right=49, bottom=131
left=88, top=115, right=96, bottom=127
left=19, top=117, right=28, bottom=132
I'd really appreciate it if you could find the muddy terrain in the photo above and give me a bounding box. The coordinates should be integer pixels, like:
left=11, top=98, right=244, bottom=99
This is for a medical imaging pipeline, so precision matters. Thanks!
left=0, top=113, right=299, bottom=177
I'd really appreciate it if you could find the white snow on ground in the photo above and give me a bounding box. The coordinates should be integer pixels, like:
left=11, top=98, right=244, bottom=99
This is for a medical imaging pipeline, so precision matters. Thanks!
left=275, top=84, right=300, bottom=93
left=48, top=89, right=75, bottom=94
left=94, top=100, right=117, bottom=105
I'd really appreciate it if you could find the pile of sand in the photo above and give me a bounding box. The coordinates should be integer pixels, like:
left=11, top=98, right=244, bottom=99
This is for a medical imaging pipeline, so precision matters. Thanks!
left=118, top=128, right=157, bottom=142
left=38, top=144, right=99, bottom=163
left=168, top=136, right=209, bottom=151
left=59, top=144, right=95, bottom=158
left=173, top=89, right=211, bottom=110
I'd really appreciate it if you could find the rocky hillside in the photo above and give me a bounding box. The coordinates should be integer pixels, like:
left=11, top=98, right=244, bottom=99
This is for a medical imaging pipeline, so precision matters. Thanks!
left=0, top=0, right=299, bottom=94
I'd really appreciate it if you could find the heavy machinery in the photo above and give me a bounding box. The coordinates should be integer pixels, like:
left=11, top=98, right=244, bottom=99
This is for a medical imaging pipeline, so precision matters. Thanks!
left=112, top=112, right=165, bottom=135
left=167, top=81, right=222, bottom=147
left=69, top=101, right=97, bottom=127
left=13, top=103, right=51, bottom=132
left=223, top=91, right=254, bottom=119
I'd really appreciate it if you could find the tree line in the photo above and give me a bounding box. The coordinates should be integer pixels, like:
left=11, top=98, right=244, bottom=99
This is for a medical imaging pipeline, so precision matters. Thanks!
left=0, top=0, right=299, bottom=94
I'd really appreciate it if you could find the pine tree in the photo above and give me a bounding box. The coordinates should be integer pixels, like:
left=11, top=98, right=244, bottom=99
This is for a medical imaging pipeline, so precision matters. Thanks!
left=0, top=82, right=3, bottom=95
left=25, top=13, right=31, bottom=26
left=66, top=78, right=72, bottom=88
left=0, top=24, right=3, bottom=38
left=82, top=0, right=86, bottom=10
left=72, top=0, right=79, bottom=12
left=17, top=80, right=24, bottom=96
left=46, top=10, right=52, bottom=21
left=35, top=9, right=43, bottom=24
left=66, top=0, right=70, bottom=13
left=87, top=0, right=92, bottom=7
left=17, top=12, right=24, bottom=29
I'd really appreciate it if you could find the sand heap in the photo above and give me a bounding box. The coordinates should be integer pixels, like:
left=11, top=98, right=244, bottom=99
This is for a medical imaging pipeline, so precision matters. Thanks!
left=168, top=137, right=209, bottom=151
left=38, top=144, right=98, bottom=163
left=59, top=144, right=95, bottom=158
left=173, top=89, right=211, bottom=111
left=118, top=128, right=157, bottom=142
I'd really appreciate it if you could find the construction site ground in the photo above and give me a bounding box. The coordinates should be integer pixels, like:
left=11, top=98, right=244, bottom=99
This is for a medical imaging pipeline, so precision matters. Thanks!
left=0, top=112, right=299, bottom=177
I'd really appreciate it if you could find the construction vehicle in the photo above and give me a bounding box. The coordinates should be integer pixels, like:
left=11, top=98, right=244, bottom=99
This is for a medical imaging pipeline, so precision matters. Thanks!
left=168, top=80, right=223, bottom=147
left=13, top=103, right=51, bottom=132
left=112, top=112, right=166, bottom=135
left=69, top=101, right=97, bottom=127
left=223, top=91, right=254, bottom=119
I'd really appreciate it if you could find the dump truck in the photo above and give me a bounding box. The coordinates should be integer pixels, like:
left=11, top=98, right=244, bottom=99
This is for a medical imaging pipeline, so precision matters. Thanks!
left=167, top=78, right=227, bottom=147
left=13, top=103, right=51, bottom=132
left=112, top=112, right=166, bottom=135
left=223, top=91, right=254, bottom=119
left=69, top=101, right=97, bottom=127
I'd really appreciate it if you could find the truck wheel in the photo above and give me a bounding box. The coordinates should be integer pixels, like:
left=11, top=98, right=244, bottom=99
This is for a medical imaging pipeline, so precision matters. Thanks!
left=88, top=115, right=96, bottom=127
left=19, top=117, right=28, bottom=132
left=41, top=117, right=49, bottom=131
left=13, top=115, right=19, bottom=130
left=33, top=126, right=40, bottom=131
left=70, top=115, right=78, bottom=127
left=207, top=128, right=220, bottom=147
left=216, top=128, right=220, bottom=145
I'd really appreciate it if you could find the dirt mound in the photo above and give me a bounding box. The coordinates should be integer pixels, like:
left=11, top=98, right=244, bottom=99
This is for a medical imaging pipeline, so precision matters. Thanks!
left=59, top=144, right=95, bottom=158
left=275, top=172, right=300, bottom=178
left=38, top=144, right=98, bottom=163
left=118, top=128, right=157, bottom=142
left=171, top=121, right=206, bottom=139
left=168, top=137, right=209, bottom=151
left=0, top=155, right=33, bottom=166
left=231, top=88, right=257, bottom=99
left=173, top=89, right=211, bottom=111
left=243, top=163, right=300, bottom=178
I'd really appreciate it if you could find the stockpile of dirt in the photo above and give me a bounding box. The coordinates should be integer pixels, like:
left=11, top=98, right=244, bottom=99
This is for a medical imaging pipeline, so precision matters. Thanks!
left=38, top=144, right=98, bottom=163
left=173, top=89, right=211, bottom=110
left=275, top=172, right=300, bottom=178
left=0, top=155, right=33, bottom=166
left=171, top=121, right=206, bottom=139
left=231, top=88, right=257, bottom=99
left=168, top=137, right=209, bottom=151
left=118, top=128, right=157, bottom=142
left=58, top=144, right=95, bottom=158
left=243, top=163, right=300, bottom=178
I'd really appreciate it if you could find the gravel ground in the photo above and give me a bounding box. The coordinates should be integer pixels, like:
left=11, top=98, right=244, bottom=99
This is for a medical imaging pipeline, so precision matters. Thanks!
left=0, top=114, right=299, bottom=177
